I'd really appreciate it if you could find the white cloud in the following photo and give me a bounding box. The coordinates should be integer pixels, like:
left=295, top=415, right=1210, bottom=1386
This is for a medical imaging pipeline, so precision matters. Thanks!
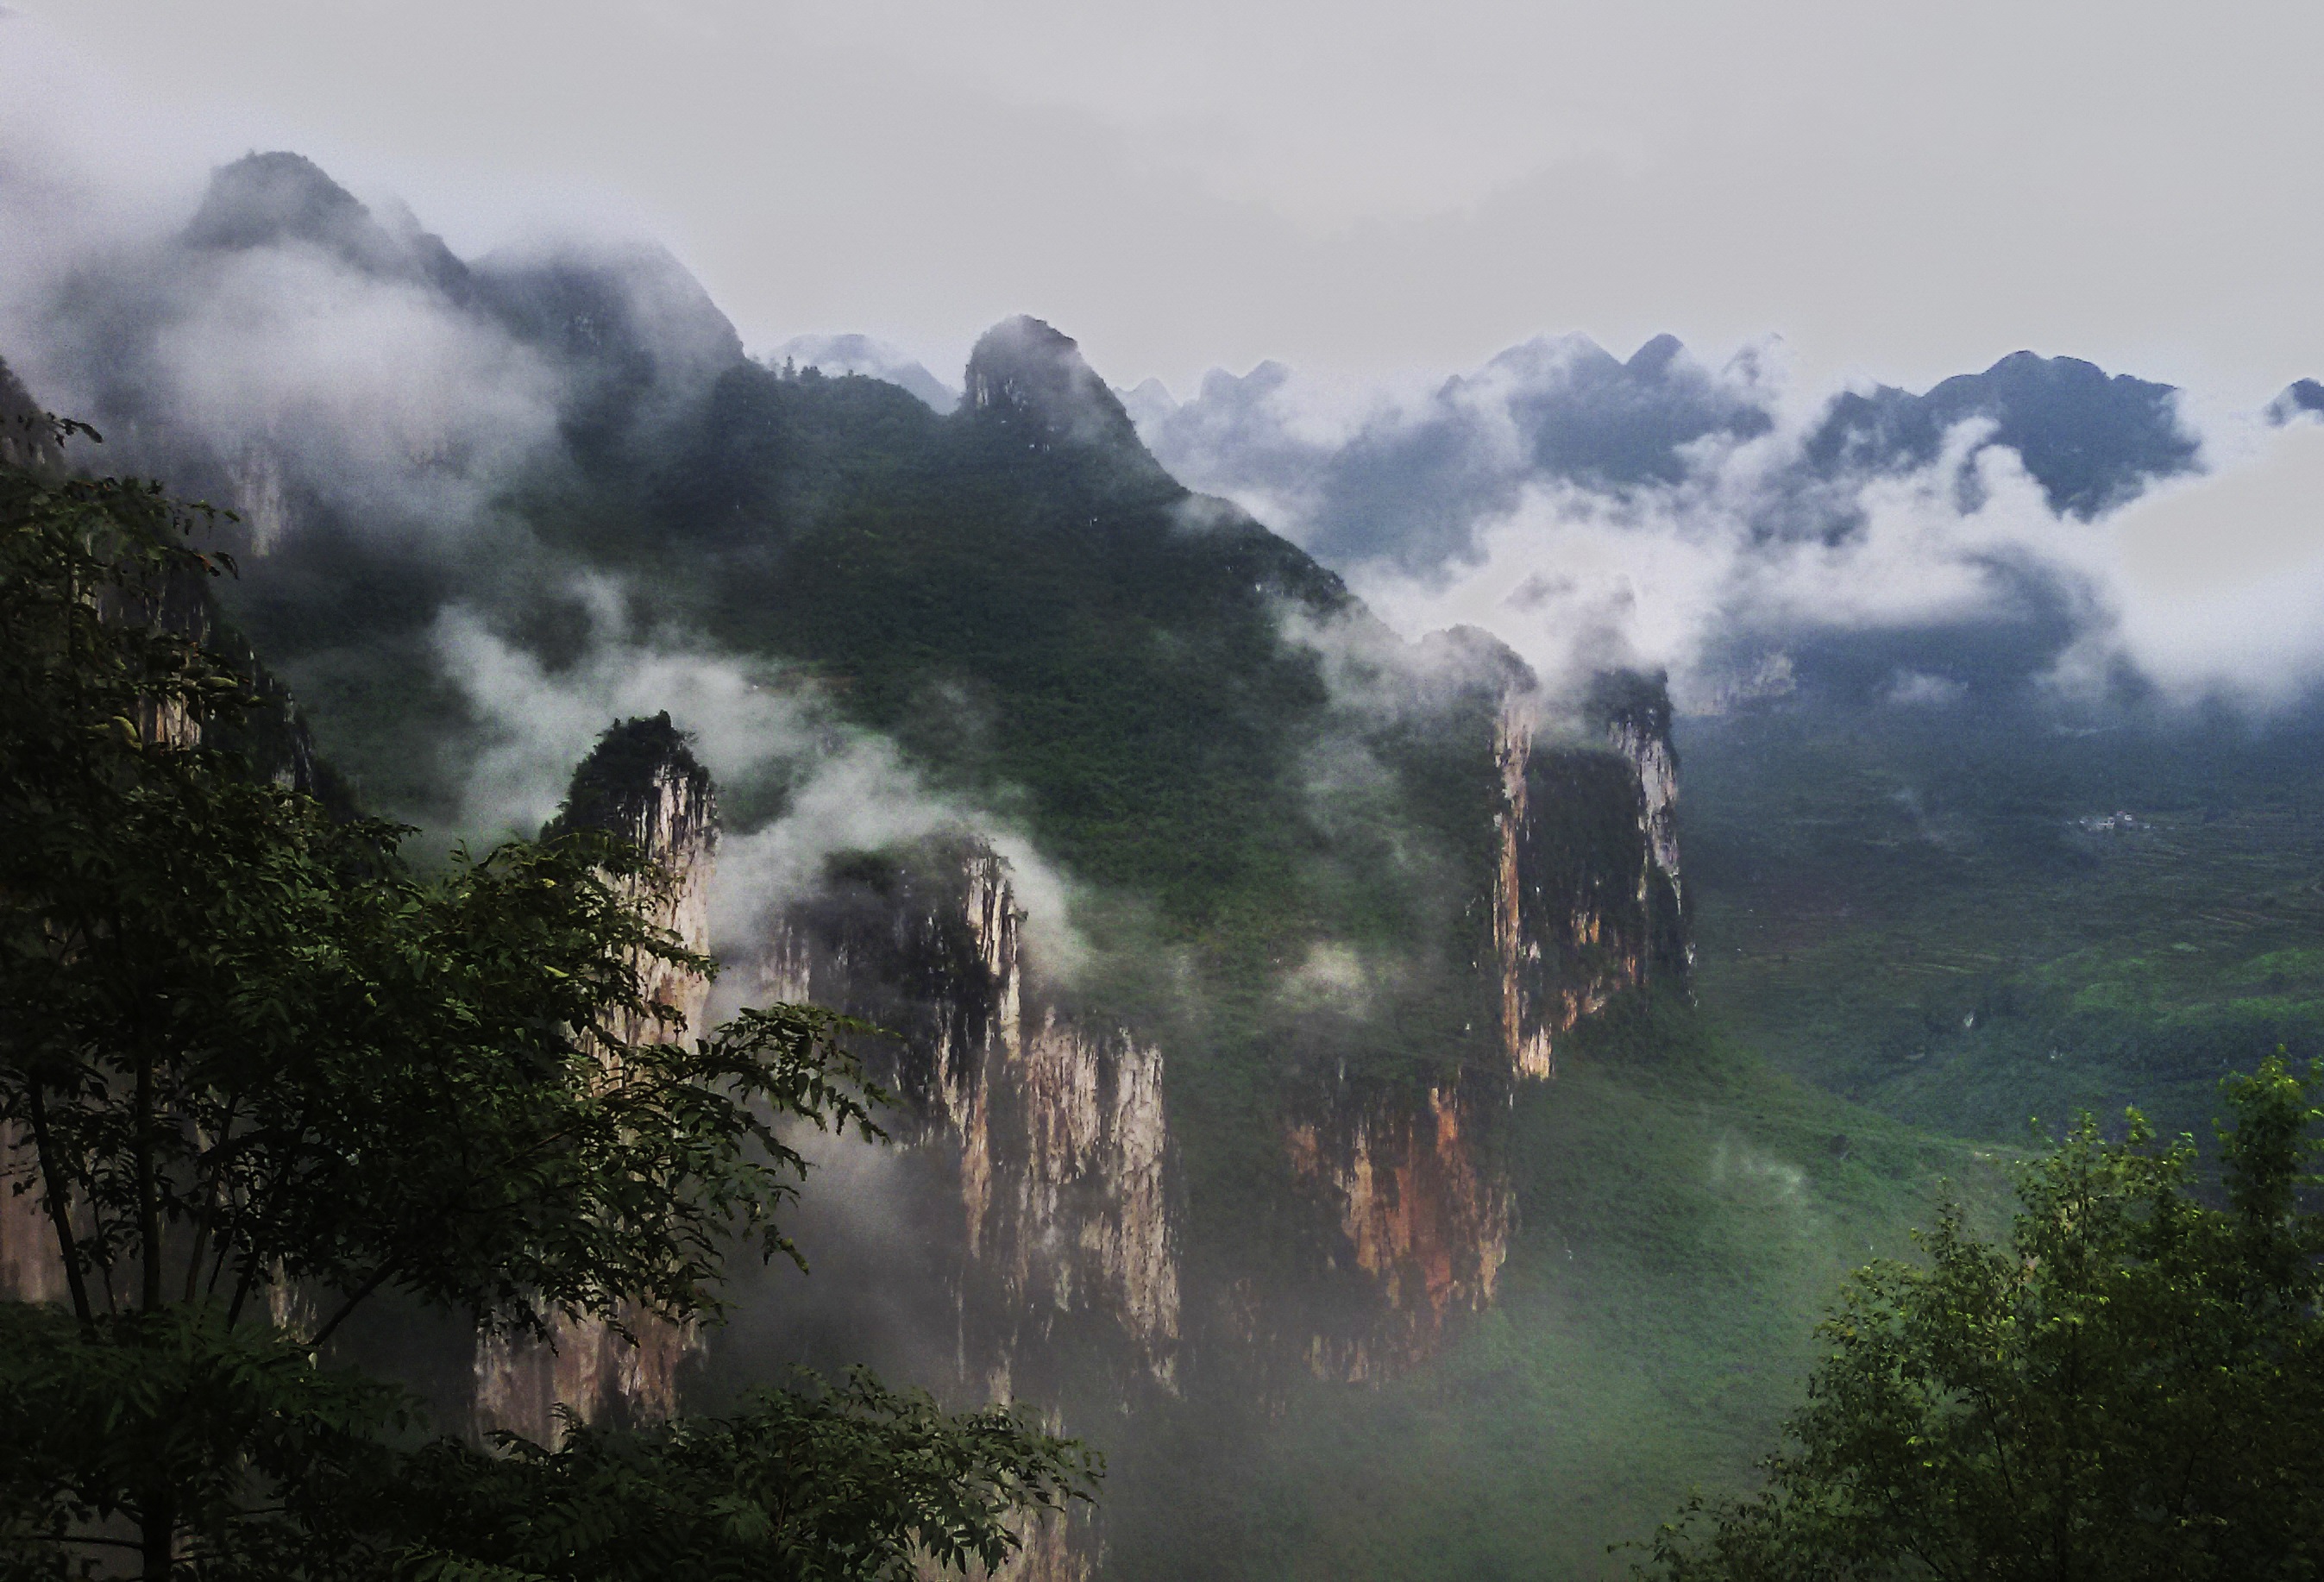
left=148, top=244, right=563, bottom=532
left=1335, top=419, right=2075, bottom=708
left=430, top=591, right=1089, bottom=979
left=2064, top=423, right=2324, bottom=709
left=1886, top=671, right=1969, bottom=708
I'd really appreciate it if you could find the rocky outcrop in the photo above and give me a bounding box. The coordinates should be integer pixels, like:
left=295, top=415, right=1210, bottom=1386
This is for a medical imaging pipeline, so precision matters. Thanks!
left=471, top=713, right=718, bottom=1441
left=1284, top=671, right=1688, bottom=1376
left=750, top=669, right=1688, bottom=1420
left=1490, top=673, right=1689, bottom=1084
left=1286, top=1083, right=1511, bottom=1380
left=747, top=837, right=1181, bottom=1582
left=755, top=840, right=1182, bottom=1394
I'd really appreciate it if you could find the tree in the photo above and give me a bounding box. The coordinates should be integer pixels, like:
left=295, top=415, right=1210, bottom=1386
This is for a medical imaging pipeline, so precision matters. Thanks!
left=1635, top=1058, right=2324, bottom=1581
left=0, top=425, right=1096, bottom=1579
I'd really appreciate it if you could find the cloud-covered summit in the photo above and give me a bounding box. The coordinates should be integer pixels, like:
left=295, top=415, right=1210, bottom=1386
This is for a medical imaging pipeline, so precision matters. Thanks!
left=1134, top=332, right=1778, bottom=572
left=1132, top=334, right=2322, bottom=719
left=1804, top=351, right=2199, bottom=519
left=9, top=133, right=2324, bottom=738
left=2271, top=380, right=2324, bottom=427
left=1138, top=336, right=2207, bottom=572
left=184, top=150, right=474, bottom=297
left=768, top=333, right=958, bottom=414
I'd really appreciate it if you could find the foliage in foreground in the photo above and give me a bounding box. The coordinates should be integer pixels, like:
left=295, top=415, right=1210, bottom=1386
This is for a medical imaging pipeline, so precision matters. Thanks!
left=0, top=1302, right=1093, bottom=1582
left=1636, top=1055, right=2324, bottom=1581
left=0, top=429, right=1096, bottom=1579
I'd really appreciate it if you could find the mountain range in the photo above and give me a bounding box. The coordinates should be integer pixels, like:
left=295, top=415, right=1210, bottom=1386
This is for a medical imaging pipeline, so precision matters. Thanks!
left=6, top=148, right=2315, bottom=1581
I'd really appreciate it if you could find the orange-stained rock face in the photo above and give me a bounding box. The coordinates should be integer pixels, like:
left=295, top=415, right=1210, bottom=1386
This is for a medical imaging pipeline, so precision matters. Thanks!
left=1290, top=678, right=1687, bottom=1380
left=1285, top=1083, right=1511, bottom=1378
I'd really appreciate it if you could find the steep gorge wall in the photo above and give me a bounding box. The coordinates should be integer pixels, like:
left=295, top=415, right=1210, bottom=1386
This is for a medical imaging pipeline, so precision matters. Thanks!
left=753, top=843, right=1183, bottom=1400
left=1495, top=680, right=1689, bottom=1082
left=1283, top=678, right=1690, bottom=1375
left=472, top=714, right=719, bottom=1441
left=750, top=844, right=1178, bottom=1582
left=733, top=675, right=1689, bottom=1409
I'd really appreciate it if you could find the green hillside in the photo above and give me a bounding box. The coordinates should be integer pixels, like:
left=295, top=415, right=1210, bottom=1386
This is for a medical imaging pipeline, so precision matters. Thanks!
left=1684, top=703, right=2324, bottom=1148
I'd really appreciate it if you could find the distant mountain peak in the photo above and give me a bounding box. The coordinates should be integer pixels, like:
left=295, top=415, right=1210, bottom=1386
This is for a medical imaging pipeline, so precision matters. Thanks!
left=1806, top=349, right=2198, bottom=518
left=962, top=316, right=1155, bottom=466
left=185, top=150, right=472, bottom=298
left=769, top=333, right=958, bottom=412
left=1625, top=333, right=1686, bottom=375
left=185, top=151, right=368, bottom=253
left=2269, top=379, right=2324, bottom=426
left=1115, top=376, right=1179, bottom=430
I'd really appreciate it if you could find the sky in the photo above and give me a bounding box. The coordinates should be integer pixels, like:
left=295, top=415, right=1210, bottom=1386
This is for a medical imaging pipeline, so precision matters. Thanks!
left=7, top=0, right=2321, bottom=400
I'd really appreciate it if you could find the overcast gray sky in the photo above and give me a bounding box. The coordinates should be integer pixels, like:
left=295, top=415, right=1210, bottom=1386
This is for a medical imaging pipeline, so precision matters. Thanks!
left=7, top=0, right=2321, bottom=399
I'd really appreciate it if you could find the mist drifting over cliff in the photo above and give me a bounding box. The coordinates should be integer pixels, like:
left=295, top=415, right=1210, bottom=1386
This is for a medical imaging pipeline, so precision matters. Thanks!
left=0, top=60, right=1096, bottom=973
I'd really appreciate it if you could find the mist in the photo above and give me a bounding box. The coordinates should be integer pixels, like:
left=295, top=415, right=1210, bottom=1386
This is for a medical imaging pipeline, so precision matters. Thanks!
left=0, top=91, right=1097, bottom=989
left=1140, top=338, right=2324, bottom=720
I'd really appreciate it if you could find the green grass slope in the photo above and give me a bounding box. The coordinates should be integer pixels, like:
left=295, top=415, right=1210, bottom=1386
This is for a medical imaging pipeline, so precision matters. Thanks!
left=1683, top=704, right=2324, bottom=1146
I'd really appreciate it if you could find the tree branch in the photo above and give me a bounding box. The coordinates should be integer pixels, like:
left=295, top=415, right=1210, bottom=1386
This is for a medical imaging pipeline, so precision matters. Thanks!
left=133, top=1046, right=161, bottom=1313
left=309, top=1257, right=399, bottom=1350
left=25, top=1081, right=97, bottom=1333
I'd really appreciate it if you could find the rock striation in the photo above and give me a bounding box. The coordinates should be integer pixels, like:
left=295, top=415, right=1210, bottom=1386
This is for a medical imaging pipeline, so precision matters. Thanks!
left=755, top=840, right=1184, bottom=1397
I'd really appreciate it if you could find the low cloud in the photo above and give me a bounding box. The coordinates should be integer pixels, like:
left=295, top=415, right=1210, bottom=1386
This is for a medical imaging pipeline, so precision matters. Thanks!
left=431, top=587, right=1089, bottom=981
left=1338, top=422, right=2066, bottom=708
left=1150, top=335, right=2321, bottom=720
left=2062, top=422, right=2324, bottom=710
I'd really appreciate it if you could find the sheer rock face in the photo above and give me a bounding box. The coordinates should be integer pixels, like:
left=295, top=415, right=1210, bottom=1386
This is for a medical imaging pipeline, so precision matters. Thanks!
left=753, top=843, right=1176, bottom=1582
left=471, top=714, right=717, bottom=1442
left=744, top=672, right=1687, bottom=1417
left=1286, top=1083, right=1511, bottom=1381
left=756, top=842, right=1184, bottom=1392
left=1492, top=675, right=1689, bottom=1084
left=1286, top=672, right=1688, bottom=1377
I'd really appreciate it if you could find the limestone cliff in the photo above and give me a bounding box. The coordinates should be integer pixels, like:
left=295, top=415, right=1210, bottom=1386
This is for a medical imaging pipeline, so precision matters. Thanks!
left=1284, top=670, right=1688, bottom=1375
left=736, top=669, right=1687, bottom=1426
left=1284, top=1081, right=1511, bottom=1380
left=754, top=840, right=1183, bottom=1394
left=471, top=713, right=718, bottom=1441
left=1492, top=672, right=1690, bottom=1083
